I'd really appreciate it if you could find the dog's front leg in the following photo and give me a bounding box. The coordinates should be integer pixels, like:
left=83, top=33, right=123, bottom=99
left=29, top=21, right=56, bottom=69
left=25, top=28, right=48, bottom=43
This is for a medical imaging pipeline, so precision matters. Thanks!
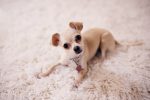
left=74, top=61, right=88, bottom=87
left=36, top=62, right=61, bottom=78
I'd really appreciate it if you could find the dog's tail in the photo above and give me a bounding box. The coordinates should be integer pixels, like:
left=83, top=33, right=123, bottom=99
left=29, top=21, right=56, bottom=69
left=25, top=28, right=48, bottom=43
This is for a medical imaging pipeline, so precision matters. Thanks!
left=115, top=40, right=144, bottom=52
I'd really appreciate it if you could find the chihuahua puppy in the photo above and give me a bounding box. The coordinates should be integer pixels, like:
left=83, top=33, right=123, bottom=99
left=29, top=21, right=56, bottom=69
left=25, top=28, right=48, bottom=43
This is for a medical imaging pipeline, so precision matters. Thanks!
left=36, top=22, right=119, bottom=87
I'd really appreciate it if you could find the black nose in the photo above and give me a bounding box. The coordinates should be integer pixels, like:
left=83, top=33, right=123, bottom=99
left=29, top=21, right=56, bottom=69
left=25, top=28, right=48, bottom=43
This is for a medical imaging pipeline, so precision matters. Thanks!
left=74, top=46, right=82, bottom=54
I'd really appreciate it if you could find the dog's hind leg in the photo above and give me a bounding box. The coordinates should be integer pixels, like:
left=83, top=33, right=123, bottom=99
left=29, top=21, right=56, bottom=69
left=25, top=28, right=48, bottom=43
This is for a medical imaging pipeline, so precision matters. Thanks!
left=100, top=47, right=107, bottom=62
left=99, top=32, right=116, bottom=62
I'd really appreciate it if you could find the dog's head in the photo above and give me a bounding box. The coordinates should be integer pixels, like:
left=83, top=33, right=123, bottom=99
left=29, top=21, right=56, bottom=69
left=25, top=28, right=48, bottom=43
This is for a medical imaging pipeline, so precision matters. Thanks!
left=51, top=22, right=84, bottom=59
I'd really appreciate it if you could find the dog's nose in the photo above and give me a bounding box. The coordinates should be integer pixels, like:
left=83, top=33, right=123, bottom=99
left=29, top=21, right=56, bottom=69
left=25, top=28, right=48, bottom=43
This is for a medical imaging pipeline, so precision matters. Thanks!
left=74, top=46, right=82, bottom=54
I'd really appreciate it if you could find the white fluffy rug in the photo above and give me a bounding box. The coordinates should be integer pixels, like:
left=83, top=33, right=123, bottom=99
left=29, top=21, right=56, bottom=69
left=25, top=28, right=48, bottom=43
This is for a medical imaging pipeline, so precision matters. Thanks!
left=0, top=0, right=150, bottom=100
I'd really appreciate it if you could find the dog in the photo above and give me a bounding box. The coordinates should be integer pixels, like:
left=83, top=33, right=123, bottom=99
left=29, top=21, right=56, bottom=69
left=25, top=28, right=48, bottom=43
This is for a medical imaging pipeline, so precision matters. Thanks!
left=36, top=22, right=119, bottom=87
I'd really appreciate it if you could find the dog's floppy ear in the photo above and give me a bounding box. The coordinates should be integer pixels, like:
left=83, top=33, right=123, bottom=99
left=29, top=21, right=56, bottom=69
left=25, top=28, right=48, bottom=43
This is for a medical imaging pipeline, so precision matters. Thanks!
left=69, top=22, right=83, bottom=32
left=52, top=33, right=60, bottom=46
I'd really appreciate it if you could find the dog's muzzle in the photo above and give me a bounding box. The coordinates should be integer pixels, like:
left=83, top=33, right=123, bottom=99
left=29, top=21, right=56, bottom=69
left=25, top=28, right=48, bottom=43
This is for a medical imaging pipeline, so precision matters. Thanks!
left=74, top=46, right=82, bottom=54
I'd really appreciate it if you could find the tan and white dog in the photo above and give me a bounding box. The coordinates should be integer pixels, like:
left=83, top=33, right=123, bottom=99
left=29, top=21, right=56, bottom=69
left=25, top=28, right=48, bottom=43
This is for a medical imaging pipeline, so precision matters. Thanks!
left=36, top=22, right=119, bottom=87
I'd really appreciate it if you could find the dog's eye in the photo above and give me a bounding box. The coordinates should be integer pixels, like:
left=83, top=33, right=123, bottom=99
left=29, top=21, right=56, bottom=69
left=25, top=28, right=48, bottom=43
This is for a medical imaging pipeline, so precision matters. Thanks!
left=75, top=35, right=81, bottom=42
left=63, top=43, right=69, bottom=49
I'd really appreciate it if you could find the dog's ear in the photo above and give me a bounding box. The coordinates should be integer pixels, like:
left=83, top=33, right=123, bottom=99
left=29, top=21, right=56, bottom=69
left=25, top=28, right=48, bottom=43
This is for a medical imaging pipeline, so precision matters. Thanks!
left=52, top=33, right=60, bottom=46
left=69, top=22, right=83, bottom=32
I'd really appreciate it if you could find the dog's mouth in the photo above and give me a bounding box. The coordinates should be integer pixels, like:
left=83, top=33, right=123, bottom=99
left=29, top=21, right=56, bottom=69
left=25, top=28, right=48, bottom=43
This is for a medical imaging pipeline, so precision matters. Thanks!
left=70, top=55, right=82, bottom=66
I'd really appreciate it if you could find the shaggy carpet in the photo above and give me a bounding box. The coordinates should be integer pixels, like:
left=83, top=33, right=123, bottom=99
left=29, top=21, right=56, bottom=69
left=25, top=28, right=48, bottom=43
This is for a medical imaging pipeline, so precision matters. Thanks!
left=0, top=0, right=150, bottom=100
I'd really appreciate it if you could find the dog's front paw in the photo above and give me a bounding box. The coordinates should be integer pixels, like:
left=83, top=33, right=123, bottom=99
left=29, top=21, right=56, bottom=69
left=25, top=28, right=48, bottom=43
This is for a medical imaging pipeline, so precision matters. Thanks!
left=34, top=72, right=42, bottom=79
left=73, top=79, right=81, bottom=88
